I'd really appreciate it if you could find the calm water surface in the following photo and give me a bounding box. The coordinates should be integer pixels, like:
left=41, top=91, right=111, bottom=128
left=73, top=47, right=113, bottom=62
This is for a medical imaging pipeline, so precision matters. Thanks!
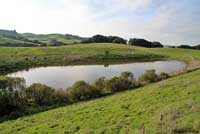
left=8, top=61, right=186, bottom=89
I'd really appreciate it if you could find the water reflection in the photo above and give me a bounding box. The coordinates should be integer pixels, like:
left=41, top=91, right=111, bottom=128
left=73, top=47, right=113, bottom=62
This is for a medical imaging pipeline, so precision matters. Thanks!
left=8, top=61, right=186, bottom=89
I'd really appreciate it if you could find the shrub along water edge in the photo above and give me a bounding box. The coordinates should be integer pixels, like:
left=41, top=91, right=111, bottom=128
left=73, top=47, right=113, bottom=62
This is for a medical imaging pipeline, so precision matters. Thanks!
left=0, top=70, right=169, bottom=122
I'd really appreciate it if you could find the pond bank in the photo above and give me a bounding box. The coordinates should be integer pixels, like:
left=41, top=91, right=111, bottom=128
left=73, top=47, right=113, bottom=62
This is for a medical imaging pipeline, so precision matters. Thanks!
left=8, top=61, right=185, bottom=89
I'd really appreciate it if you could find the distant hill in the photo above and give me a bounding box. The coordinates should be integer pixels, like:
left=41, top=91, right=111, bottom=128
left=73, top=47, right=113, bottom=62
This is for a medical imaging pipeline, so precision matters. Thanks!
left=22, top=33, right=85, bottom=46
left=65, top=34, right=86, bottom=40
left=0, top=29, right=37, bottom=47
left=0, top=29, right=85, bottom=47
left=0, top=29, right=19, bottom=36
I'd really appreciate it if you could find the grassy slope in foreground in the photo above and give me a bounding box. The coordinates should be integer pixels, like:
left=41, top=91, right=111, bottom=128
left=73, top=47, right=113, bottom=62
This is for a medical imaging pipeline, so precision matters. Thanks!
left=0, top=69, right=200, bottom=134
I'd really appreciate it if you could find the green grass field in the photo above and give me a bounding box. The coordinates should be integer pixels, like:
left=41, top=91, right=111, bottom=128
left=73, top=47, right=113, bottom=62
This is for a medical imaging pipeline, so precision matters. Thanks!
left=0, top=43, right=167, bottom=75
left=0, top=43, right=199, bottom=60
left=0, top=69, right=200, bottom=134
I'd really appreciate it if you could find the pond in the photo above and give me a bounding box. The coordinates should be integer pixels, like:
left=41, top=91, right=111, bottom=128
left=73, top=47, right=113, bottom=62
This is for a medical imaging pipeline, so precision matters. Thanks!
left=8, top=61, right=186, bottom=89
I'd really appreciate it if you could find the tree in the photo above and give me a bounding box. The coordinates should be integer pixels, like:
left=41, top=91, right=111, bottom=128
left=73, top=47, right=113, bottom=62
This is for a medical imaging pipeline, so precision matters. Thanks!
left=0, top=77, right=26, bottom=115
left=91, top=35, right=109, bottom=43
left=129, top=38, right=163, bottom=48
left=177, top=45, right=193, bottom=49
left=120, top=71, right=137, bottom=89
left=129, top=38, right=152, bottom=48
left=69, top=81, right=101, bottom=101
left=108, top=36, right=127, bottom=44
left=94, top=77, right=106, bottom=90
left=194, top=45, right=200, bottom=50
left=106, top=77, right=123, bottom=92
left=139, top=69, right=159, bottom=84
left=81, top=35, right=127, bottom=44
left=152, top=41, right=164, bottom=48
left=26, top=83, right=55, bottom=106
left=53, top=89, right=70, bottom=104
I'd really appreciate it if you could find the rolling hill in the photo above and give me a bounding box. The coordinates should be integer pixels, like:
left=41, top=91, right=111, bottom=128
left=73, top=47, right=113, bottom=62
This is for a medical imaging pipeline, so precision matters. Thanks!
left=0, top=29, right=85, bottom=46
left=22, top=33, right=84, bottom=45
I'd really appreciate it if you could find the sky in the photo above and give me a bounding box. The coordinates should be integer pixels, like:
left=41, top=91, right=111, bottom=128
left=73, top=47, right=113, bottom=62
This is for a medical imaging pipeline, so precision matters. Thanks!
left=0, top=0, right=200, bottom=45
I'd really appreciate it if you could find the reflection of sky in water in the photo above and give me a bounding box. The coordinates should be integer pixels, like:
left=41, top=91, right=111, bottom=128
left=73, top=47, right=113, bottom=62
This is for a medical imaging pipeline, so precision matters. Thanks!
left=8, top=61, right=186, bottom=89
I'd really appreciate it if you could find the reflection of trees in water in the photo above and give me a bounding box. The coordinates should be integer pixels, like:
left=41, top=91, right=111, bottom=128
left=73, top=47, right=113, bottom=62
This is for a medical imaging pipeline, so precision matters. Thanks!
left=104, top=64, right=109, bottom=67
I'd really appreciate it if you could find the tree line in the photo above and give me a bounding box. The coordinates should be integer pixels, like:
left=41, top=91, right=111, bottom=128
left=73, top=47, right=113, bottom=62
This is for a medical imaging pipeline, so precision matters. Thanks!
left=81, top=34, right=200, bottom=49
left=128, top=38, right=163, bottom=48
left=81, top=35, right=164, bottom=48
left=176, top=44, right=200, bottom=50
left=0, top=70, right=169, bottom=122
left=81, top=35, right=127, bottom=44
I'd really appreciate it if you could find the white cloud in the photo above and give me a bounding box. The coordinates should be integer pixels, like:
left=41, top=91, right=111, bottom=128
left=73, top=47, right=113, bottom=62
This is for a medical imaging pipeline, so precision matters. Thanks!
left=0, top=0, right=199, bottom=45
left=0, top=0, right=93, bottom=34
left=119, top=0, right=151, bottom=9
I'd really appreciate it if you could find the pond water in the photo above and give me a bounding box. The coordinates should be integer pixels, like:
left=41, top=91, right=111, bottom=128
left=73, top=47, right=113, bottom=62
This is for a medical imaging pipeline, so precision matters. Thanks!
left=8, top=61, right=186, bottom=89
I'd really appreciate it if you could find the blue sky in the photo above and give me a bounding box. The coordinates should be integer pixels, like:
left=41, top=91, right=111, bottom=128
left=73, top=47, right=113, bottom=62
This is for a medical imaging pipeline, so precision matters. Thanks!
left=0, top=0, right=199, bottom=45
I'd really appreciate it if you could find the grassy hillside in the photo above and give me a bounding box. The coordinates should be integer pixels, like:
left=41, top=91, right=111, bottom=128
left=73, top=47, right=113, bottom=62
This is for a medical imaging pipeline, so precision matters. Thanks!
left=138, top=47, right=200, bottom=63
left=0, top=36, right=24, bottom=44
left=0, top=30, right=38, bottom=46
left=0, top=69, right=199, bottom=134
left=0, top=29, right=19, bottom=36
left=0, top=43, right=161, bottom=56
left=0, top=36, right=36, bottom=46
left=0, top=43, right=199, bottom=60
left=0, top=30, right=84, bottom=46
left=22, top=33, right=83, bottom=44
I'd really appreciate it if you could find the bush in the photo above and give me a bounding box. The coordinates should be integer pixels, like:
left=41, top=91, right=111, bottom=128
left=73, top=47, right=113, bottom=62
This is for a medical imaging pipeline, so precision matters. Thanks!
left=0, top=77, right=26, bottom=116
left=68, top=81, right=101, bottom=101
left=94, top=77, right=106, bottom=91
left=120, top=71, right=137, bottom=89
left=139, top=69, right=159, bottom=84
left=159, top=72, right=170, bottom=80
left=104, top=50, right=110, bottom=57
left=53, top=89, right=70, bottom=104
left=0, top=69, right=171, bottom=120
left=105, top=72, right=137, bottom=93
left=26, top=83, right=55, bottom=106
left=106, top=77, right=123, bottom=92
